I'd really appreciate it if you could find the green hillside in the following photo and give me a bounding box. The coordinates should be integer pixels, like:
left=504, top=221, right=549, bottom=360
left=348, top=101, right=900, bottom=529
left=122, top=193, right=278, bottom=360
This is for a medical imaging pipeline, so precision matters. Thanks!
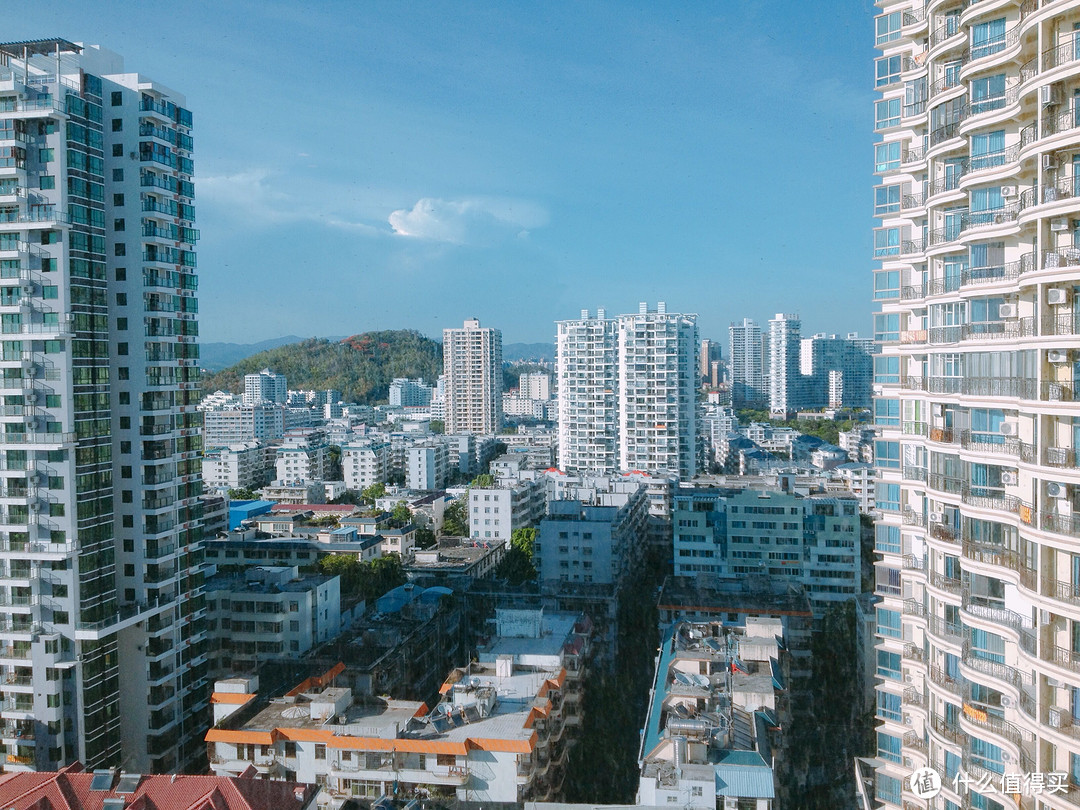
left=199, top=331, right=442, bottom=404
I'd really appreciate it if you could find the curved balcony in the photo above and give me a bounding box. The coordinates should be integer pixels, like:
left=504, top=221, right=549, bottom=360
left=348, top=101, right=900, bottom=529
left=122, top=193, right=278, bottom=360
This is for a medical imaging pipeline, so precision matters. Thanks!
left=1020, top=104, right=1080, bottom=157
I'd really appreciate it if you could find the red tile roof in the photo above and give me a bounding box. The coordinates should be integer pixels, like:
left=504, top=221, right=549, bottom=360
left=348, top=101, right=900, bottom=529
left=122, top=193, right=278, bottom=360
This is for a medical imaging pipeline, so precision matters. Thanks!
left=0, top=762, right=318, bottom=810
left=268, top=504, right=358, bottom=514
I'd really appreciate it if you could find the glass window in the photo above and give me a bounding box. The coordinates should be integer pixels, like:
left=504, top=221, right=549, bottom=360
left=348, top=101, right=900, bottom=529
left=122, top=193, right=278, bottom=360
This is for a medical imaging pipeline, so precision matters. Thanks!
left=874, top=312, right=900, bottom=342
left=876, top=55, right=902, bottom=87
left=876, top=651, right=902, bottom=681
left=876, top=482, right=900, bottom=511
left=874, top=227, right=900, bottom=257
left=970, top=74, right=1007, bottom=114
left=970, top=130, right=1005, bottom=170
left=874, top=355, right=900, bottom=383
left=875, top=141, right=902, bottom=172
left=877, top=774, right=901, bottom=807
left=875, top=440, right=901, bottom=468
left=874, top=269, right=901, bottom=299
left=876, top=524, right=901, bottom=553
left=971, top=18, right=1007, bottom=61
left=876, top=12, right=902, bottom=45
left=39, top=176, right=55, bottom=190
left=877, top=731, right=902, bottom=763
left=875, top=97, right=901, bottom=129
left=875, top=184, right=901, bottom=216
left=876, top=608, right=902, bottom=638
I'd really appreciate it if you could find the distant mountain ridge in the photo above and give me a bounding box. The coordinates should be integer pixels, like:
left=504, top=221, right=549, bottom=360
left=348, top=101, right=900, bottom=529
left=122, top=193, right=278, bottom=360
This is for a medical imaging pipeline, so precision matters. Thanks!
left=201, top=335, right=554, bottom=370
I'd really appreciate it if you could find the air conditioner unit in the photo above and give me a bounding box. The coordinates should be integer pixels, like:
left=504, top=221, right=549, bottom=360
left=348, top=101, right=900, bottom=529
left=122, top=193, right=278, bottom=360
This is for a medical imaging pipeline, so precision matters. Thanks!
left=1000, top=695, right=1015, bottom=708
left=904, top=673, right=913, bottom=683
left=998, top=303, right=1018, bottom=318
left=62, top=313, right=74, bottom=324
left=129, top=151, right=138, bottom=160
left=1044, top=154, right=1059, bottom=171
left=999, top=421, right=1018, bottom=436
left=1001, top=470, right=1018, bottom=486
left=22, top=389, right=38, bottom=404
left=1000, top=185, right=1018, bottom=198
left=25, top=418, right=39, bottom=432
left=1041, top=84, right=1059, bottom=106
left=28, top=501, right=40, bottom=513
left=929, top=511, right=944, bottom=523
left=1048, top=349, right=1070, bottom=363
left=1048, top=706, right=1073, bottom=729
left=904, top=715, right=913, bottom=726
left=1051, top=218, right=1070, bottom=232
left=1046, top=481, right=1069, bottom=499
left=22, top=362, right=38, bottom=377
left=19, top=283, right=34, bottom=296
left=1048, top=288, right=1070, bottom=305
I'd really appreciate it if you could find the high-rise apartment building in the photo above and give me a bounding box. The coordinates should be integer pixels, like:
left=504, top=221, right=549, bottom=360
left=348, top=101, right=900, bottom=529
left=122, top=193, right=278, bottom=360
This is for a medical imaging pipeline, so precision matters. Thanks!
left=871, top=5, right=1080, bottom=810
left=443, top=318, right=502, bottom=434
left=0, top=40, right=206, bottom=773
left=242, top=368, right=286, bottom=405
left=799, top=332, right=875, bottom=409
left=557, top=303, right=697, bottom=478
left=557, top=308, right=619, bottom=473
left=768, top=312, right=802, bottom=416
left=729, top=318, right=766, bottom=408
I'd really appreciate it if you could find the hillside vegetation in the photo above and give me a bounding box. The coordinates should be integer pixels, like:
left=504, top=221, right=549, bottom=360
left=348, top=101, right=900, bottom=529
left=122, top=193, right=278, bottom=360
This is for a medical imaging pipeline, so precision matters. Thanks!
left=199, top=331, right=442, bottom=404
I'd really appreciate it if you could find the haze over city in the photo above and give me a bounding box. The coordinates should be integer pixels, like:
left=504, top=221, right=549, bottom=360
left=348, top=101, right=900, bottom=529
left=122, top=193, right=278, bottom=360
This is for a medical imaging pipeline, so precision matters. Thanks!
left=8, top=0, right=880, bottom=344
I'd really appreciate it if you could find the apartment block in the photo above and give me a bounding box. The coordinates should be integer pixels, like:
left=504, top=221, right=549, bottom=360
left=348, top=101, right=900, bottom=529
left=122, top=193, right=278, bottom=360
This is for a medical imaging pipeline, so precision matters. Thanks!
left=443, top=318, right=502, bottom=435
left=242, top=368, right=286, bottom=406
left=341, top=439, right=390, bottom=491
left=768, top=313, right=803, bottom=417
left=389, top=377, right=433, bottom=408
left=406, top=441, right=449, bottom=491
left=468, top=478, right=546, bottom=544
left=672, top=487, right=861, bottom=616
left=202, top=440, right=275, bottom=494
left=202, top=402, right=284, bottom=447
left=207, top=608, right=589, bottom=803
left=274, top=428, right=330, bottom=484
left=637, top=619, right=788, bottom=810
left=871, top=3, right=1080, bottom=808
left=729, top=318, right=767, bottom=409
left=205, top=565, right=340, bottom=677
left=0, top=40, right=208, bottom=773
left=556, top=303, right=698, bottom=478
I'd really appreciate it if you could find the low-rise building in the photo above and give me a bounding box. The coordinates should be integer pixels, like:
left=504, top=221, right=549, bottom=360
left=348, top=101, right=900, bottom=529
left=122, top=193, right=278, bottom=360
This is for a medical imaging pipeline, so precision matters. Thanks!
left=205, top=565, right=341, bottom=677
left=637, top=619, right=788, bottom=810
left=207, top=608, right=589, bottom=804
left=342, top=439, right=391, bottom=491
left=203, top=440, right=277, bottom=493
left=0, top=763, right=318, bottom=810
left=468, top=478, right=546, bottom=544
left=404, top=538, right=507, bottom=587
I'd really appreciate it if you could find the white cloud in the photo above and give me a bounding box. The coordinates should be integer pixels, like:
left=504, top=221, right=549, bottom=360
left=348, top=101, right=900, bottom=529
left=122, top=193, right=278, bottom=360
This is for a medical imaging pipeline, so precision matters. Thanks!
left=389, top=197, right=549, bottom=245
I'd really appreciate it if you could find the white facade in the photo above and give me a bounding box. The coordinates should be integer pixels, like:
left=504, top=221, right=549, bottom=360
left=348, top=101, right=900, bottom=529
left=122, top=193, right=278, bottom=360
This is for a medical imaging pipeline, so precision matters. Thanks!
left=870, top=4, right=1080, bottom=808
left=518, top=372, right=552, bottom=400
left=767, top=312, right=802, bottom=416
left=406, top=442, right=449, bottom=491
left=556, top=303, right=698, bottom=477
left=275, top=429, right=330, bottom=484
left=729, top=317, right=766, bottom=408
left=243, top=368, right=287, bottom=405
left=388, top=377, right=433, bottom=407
left=468, top=479, right=546, bottom=544
left=0, top=40, right=207, bottom=773
left=202, top=440, right=275, bottom=493
left=202, top=403, right=284, bottom=447
left=443, top=318, right=502, bottom=434
left=342, top=440, right=390, bottom=491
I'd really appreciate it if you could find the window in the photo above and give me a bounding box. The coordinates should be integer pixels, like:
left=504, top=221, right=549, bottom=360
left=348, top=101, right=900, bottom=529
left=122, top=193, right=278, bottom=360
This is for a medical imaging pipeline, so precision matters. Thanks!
left=875, top=398, right=900, bottom=426
left=970, top=74, right=1007, bottom=114
left=111, top=143, right=123, bottom=157
left=114, top=243, right=125, bottom=256
left=874, top=227, right=900, bottom=257
left=875, top=141, right=901, bottom=172
left=877, top=690, right=902, bottom=721
left=117, top=317, right=127, bottom=330
left=38, top=148, right=53, bottom=162
left=874, top=269, right=900, bottom=300
left=876, top=11, right=902, bottom=44
left=113, top=218, right=125, bottom=231
left=876, top=524, right=901, bottom=554
left=970, top=130, right=1005, bottom=170
left=111, top=118, right=123, bottom=132
left=875, top=55, right=902, bottom=87
left=874, top=355, right=900, bottom=383
left=875, top=97, right=901, bottom=129
left=874, top=184, right=901, bottom=216
left=116, top=293, right=127, bottom=306
left=876, top=650, right=902, bottom=680
left=111, top=91, right=123, bottom=106
left=39, top=176, right=55, bottom=190
left=876, top=482, right=900, bottom=511
left=876, top=607, right=901, bottom=638
left=112, top=168, right=123, bottom=181
left=875, top=440, right=900, bottom=468
left=877, top=731, right=902, bottom=763
left=113, top=193, right=124, bottom=206
left=874, top=312, right=900, bottom=342
left=971, top=18, right=1007, bottom=60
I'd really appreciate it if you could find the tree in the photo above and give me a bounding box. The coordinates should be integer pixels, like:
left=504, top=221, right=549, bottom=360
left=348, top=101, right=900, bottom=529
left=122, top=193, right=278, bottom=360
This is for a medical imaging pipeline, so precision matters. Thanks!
left=495, top=527, right=537, bottom=585
left=327, top=445, right=343, bottom=481
left=361, top=482, right=386, bottom=505
left=429, top=419, right=445, bottom=434
left=227, top=487, right=259, bottom=501
left=441, top=497, right=468, bottom=537
left=470, top=473, right=495, bottom=488
left=415, top=527, right=437, bottom=549
left=318, top=552, right=406, bottom=602
left=390, top=500, right=412, bottom=525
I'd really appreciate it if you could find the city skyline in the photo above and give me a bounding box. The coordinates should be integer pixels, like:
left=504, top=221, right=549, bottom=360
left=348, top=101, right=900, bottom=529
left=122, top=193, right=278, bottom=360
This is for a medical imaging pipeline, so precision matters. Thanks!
left=5, top=1, right=880, bottom=346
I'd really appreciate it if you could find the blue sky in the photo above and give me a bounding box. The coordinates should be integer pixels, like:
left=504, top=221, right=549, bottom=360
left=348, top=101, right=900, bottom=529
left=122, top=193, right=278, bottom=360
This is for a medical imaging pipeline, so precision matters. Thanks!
left=12, top=1, right=880, bottom=346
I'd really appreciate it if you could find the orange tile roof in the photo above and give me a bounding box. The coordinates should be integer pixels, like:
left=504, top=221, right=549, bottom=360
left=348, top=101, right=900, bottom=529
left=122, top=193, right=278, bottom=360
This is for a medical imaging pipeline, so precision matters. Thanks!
left=284, top=662, right=345, bottom=697
left=206, top=729, right=278, bottom=746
